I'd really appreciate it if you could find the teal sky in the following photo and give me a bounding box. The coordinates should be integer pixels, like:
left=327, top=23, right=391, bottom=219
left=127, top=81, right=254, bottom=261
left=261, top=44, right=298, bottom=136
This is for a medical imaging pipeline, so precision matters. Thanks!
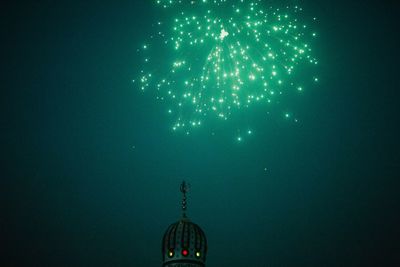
left=2, top=0, right=399, bottom=266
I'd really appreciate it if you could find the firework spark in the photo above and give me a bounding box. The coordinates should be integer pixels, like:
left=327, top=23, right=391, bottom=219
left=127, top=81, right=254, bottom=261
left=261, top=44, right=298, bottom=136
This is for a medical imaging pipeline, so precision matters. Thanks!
left=135, top=0, right=318, bottom=137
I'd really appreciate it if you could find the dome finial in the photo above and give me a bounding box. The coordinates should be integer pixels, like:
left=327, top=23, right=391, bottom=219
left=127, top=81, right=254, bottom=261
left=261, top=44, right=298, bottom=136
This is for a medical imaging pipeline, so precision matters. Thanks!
left=180, top=181, right=189, bottom=218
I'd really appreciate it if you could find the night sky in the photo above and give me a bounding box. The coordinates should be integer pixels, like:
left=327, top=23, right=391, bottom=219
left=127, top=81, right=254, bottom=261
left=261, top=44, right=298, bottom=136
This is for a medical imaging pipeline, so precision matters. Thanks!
left=2, top=0, right=400, bottom=266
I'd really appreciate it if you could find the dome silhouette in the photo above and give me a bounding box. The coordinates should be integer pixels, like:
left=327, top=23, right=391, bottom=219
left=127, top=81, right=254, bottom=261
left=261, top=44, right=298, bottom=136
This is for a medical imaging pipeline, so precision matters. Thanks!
left=161, top=181, right=207, bottom=267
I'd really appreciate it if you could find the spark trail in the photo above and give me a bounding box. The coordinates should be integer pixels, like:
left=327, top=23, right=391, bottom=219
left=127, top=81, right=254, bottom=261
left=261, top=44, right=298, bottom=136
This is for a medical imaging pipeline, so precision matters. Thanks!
left=135, top=0, right=319, bottom=138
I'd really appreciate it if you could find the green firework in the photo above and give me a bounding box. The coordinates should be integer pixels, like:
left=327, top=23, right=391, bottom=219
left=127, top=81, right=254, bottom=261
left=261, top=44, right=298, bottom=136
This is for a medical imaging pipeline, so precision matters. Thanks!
left=136, top=0, right=318, bottom=135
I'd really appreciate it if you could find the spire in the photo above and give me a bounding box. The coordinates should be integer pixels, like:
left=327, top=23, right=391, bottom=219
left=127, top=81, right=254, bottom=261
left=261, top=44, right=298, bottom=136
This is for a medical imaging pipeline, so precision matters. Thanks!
left=180, top=181, right=189, bottom=218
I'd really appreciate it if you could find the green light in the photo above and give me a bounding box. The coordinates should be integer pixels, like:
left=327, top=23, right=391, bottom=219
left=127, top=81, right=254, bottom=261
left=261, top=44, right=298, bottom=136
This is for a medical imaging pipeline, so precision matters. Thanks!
left=136, top=0, right=319, bottom=134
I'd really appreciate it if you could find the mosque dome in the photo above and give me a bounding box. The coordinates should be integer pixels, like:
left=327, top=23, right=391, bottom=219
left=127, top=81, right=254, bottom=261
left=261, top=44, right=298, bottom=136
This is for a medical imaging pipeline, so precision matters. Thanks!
left=161, top=181, right=207, bottom=267
left=162, top=219, right=207, bottom=266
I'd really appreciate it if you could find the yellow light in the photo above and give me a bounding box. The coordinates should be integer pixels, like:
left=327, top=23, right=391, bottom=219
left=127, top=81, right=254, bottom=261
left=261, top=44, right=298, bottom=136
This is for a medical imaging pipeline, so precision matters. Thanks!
left=196, top=251, right=201, bottom=257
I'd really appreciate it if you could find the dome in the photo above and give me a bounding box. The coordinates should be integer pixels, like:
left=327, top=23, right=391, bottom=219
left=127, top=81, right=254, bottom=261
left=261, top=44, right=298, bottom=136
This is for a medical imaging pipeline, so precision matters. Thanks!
left=162, top=218, right=207, bottom=267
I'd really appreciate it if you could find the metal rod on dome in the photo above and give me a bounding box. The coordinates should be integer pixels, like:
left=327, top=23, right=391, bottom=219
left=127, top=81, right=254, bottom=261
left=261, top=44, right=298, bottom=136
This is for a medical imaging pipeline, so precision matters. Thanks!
left=180, top=181, right=188, bottom=218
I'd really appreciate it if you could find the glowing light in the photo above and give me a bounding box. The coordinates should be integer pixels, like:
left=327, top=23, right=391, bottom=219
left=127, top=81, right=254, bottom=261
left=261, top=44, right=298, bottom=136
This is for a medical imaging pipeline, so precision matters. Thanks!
left=195, top=251, right=201, bottom=258
left=220, top=29, right=229, bottom=40
left=182, top=249, right=189, bottom=256
left=136, top=0, right=319, bottom=134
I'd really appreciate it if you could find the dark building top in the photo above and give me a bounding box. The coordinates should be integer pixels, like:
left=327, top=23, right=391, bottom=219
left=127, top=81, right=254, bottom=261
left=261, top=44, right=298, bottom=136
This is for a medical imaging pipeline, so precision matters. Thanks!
left=161, top=181, right=207, bottom=267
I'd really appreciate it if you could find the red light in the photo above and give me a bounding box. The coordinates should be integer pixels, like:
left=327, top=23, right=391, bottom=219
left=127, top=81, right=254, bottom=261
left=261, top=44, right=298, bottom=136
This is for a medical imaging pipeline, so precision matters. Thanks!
left=182, top=249, right=188, bottom=256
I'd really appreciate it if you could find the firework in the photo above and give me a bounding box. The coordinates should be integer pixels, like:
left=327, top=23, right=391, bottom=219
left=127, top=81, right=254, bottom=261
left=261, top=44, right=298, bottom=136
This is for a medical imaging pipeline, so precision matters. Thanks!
left=136, top=0, right=318, bottom=136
